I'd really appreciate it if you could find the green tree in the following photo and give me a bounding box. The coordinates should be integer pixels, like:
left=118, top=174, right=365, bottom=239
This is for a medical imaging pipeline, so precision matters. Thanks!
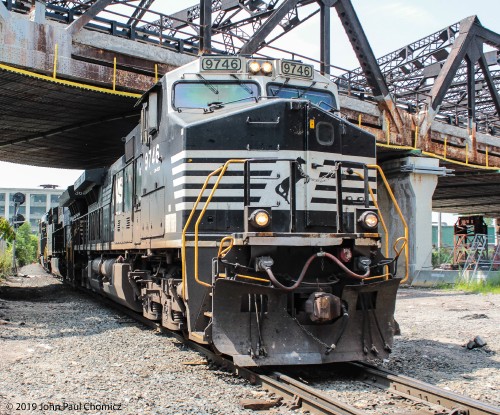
left=484, top=217, right=493, bottom=226
left=0, top=217, right=15, bottom=242
left=0, top=217, right=14, bottom=277
left=0, top=245, right=12, bottom=277
left=14, top=222, right=38, bottom=267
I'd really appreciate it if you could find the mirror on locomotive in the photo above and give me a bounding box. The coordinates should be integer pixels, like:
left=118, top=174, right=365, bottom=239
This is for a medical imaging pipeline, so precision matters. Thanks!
left=140, top=90, right=161, bottom=146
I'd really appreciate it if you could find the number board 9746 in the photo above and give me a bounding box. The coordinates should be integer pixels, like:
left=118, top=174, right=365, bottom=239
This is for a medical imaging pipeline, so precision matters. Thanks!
left=201, top=57, right=242, bottom=72
left=280, top=60, right=314, bottom=79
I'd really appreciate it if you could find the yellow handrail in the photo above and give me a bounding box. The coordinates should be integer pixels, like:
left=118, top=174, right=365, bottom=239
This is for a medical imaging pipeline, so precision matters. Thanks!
left=181, top=166, right=223, bottom=298
left=194, top=160, right=246, bottom=288
left=367, top=164, right=410, bottom=283
left=181, top=160, right=247, bottom=298
left=217, top=272, right=270, bottom=283
left=217, top=236, right=234, bottom=258
left=393, top=237, right=407, bottom=259
left=53, top=44, right=58, bottom=79
left=351, top=171, right=389, bottom=263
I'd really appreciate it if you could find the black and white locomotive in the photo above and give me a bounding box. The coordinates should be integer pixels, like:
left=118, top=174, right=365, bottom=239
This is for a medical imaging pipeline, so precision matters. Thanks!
left=41, top=56, right=405, bottom=366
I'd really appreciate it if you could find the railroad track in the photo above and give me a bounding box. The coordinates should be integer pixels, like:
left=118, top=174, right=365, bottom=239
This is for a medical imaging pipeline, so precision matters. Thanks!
left=83, top=288, right=500, bottom=415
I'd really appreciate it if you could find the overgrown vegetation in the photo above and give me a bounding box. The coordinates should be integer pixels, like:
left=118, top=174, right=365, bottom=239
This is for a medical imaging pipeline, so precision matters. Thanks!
left=0, top=221, right=38, bottom=278
left=0, top=217, right=14, bottom=278
left=0, top=217, right=15, bottom=242
left=431, top=246, right=453, bottom=268
left=454, top=274, right=500, bottom=294
left=0, top=245, right=13, bottom=278
left=14, top=222, right=38, bottom=267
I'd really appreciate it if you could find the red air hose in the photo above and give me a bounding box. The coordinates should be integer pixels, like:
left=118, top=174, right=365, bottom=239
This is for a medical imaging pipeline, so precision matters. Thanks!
left=264, top=252, right=370, bottom=291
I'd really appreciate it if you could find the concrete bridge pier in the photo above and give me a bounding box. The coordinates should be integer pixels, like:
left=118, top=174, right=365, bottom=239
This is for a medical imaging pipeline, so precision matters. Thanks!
left=376, top=156, right=444, bottom=283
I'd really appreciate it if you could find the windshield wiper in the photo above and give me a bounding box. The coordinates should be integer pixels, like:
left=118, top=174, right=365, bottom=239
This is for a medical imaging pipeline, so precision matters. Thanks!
left=271, top=77, right=290, bottom=97
left=196, top=74, right=218, bottom=94
left=207, top=96, right=259, bottom=111
left=230, top=74, right=253, bottom=95
left=297, top=81, right=317, bottom=99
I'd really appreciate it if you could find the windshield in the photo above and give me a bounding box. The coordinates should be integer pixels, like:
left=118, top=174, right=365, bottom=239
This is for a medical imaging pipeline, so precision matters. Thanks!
left=173, top=81, right=260, bottom=109
left=267, top=84, right=336, bottom=111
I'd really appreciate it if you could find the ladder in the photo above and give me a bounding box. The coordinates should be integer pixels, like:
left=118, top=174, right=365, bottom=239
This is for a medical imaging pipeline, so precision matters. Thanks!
left=460, top=234, right=488, bottom=281
left=483, top=243, right=500, bottom=281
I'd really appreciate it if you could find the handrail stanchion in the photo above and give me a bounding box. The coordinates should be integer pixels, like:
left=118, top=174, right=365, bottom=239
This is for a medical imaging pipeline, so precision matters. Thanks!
left=193, top=160, right=246, bottom=288
left=181, top=160, right=247, bottom=299
left=352, top=170, right=389, bottom=275
left=368, top=164, right=410, bottom=283
left=181, top=166, right=223, bottom=299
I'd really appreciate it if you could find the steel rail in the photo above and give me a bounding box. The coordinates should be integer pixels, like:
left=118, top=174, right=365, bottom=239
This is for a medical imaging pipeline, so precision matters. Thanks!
left=76, top=287, right=363, bottom=415
left=261, top=372, right=365, bottom=415
left=351, top=362, right=500, bottom=415
left=74, top=286, right=500, bottom=415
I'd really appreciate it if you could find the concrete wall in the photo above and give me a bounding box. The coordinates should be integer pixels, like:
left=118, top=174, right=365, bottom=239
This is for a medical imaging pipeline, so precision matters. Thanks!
left=377, top=157, right=439, bottom=282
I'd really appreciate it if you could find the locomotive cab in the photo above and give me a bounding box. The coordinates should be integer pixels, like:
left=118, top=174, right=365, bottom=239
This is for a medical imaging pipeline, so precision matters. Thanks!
left=50, top=55, right=407, bottom=367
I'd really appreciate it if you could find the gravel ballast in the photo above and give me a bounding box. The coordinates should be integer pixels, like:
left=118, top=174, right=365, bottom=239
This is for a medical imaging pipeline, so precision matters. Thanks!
left=1, top=265, right=499, bottom=414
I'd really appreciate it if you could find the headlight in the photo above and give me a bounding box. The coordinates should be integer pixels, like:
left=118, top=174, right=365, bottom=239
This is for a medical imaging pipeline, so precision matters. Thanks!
left=249, top=209, right=270, bottom=228
left=358, top=211, right=379, bottom=230
left=248, top=61, right=261, bottom=74
left=261, top=61, right=273, bottom=74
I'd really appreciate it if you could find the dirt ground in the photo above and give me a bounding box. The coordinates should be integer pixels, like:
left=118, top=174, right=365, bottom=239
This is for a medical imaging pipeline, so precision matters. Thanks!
left=388, top=287, right=500, bottom=406
left=0, top=265, right=499, bottom=414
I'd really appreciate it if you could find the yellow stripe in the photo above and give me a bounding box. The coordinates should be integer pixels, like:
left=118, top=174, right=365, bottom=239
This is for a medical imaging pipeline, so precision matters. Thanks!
left=421, top=151, right=500, bottom=171
left=377, top=142, right=500, bottom=171
left=0, top=63, right=141, bottom=98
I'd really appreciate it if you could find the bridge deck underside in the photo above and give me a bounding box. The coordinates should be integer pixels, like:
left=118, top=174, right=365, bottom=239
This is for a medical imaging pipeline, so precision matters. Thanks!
left=1, top=68, right=499, bottom=216
left=434, top=166, right=500, bottom=216
left=0, top=67, right=139, bottom=169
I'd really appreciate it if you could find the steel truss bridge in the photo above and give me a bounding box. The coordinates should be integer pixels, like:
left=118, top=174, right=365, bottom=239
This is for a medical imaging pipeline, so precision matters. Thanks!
left=0, top=0, right=499, bottom=214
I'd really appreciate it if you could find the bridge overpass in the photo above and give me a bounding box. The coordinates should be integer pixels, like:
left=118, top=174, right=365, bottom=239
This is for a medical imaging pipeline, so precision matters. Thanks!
left=0, top=0, right=499, bottom=279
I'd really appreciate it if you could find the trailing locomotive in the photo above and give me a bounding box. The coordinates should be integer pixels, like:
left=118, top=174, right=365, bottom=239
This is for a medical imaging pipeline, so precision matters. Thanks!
left=42, top=56, right=407, bottom=366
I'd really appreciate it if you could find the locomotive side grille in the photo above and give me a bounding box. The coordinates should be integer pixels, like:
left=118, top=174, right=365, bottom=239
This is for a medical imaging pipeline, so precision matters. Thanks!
left=126, top=217, right=131, bottom=229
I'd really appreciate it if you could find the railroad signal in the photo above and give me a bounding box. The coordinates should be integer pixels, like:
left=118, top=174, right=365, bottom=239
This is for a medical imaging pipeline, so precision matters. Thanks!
left=12, top=192, right=26, bottom=205
left=11, top=192, right=26, bottom=274
left=13, top=213, right=25, bottom=225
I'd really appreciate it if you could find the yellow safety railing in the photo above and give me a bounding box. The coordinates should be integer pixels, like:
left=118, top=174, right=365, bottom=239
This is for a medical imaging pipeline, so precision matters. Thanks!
left=112, top=57, right=117, bottom=91
left=53, top=44, right=58, bottom=79
left=217, top=236, right=234, bottom=258
left=216, top=235, right=270, bottom=284
left=181, top=160, right=246, bottom=298
left=352, top=168, right=408, bottom=281
left=181, top=160, right=410, bottom=297
left=367, top=164, right=410, bottom=283
left=351, top=170, right=389, bottom=272
left=0, top=63, right=140, bottom=98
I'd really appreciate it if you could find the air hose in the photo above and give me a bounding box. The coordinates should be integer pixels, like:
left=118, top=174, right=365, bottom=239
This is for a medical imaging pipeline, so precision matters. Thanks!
left=263, top=251, right=371, bottom=292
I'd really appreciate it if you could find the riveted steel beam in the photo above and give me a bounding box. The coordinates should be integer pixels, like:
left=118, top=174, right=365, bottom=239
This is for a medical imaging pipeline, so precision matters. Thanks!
left=478, top=50, right=500, bottom=117
left=66, top=0, right=114, bottom=35
left=126, top=0, right=155, bottom=28
left=334, top=0, right=389, bottom=99
left=430, top=18, right=477, bottom=112
left=199, top=0, right=212, bottom=54
left=319, top=1, right=331, bottom=75
left=239, top=0, right=301, bottom=55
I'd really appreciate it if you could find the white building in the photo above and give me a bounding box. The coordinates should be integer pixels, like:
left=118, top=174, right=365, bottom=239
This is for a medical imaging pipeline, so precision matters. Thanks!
left=0, top=187, right=63, bottom=232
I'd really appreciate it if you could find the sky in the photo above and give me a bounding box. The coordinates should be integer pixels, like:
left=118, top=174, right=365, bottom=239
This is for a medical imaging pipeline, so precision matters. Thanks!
left=1, top=0, right=499, bottom=220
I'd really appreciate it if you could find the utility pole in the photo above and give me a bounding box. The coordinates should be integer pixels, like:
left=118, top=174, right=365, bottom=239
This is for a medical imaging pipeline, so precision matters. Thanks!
left=11, top=192, right=26, bottom=274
